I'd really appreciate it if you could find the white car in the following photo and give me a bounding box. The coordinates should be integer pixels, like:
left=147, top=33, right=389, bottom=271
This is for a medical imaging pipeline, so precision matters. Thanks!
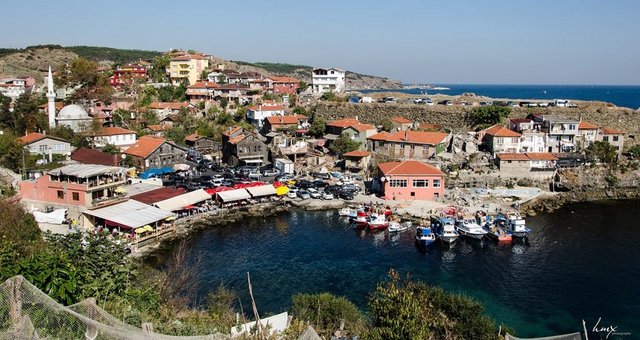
left=308, top=188, right=322, bottom=199
left=287, top=187, right=298, bottom=199
left=322, top=192, right=334, bottom=200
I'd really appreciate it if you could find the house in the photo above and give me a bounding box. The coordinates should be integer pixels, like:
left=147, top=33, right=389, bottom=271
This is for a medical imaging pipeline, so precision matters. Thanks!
left=246, top=104, right=287, bottom=128
left=312, top=68, right=346, bottom=93
left=576, top=121, right=599, bottom=149
left=341, top=123, right=378, bottom=150
left=147, top=102, right=194, bottom=119
left=270, top=76, right=300, bottom=95
left=226, top=71, right=264, bottom=85
left=0, top=76, right=35, bottom=99
left=91, top=127, right=137, bottom=149
left=263, top=115, right=309, bottom=132
left=368, top=130, right=450, bottom=160
left=19, top=164, right=129, bottom=218
left=599, top=127, right=625, bottom=158
left=212, top=84, right=252, bottom=101
left=324, top=118, right=377, bottom=147
left=185, top=81, right=219, bottom=103
left=19, top=133, right=73, bottom=156
left=185, top=133, right=220, bottom=157
left=483, top=125, right=522, bottom=154
left=342, top=150, right=371, bottom=172
left=376, top=160, right=445, bottom=200
left=390, top=116, right=413, bottom=131
left=123, top=136, right=187, bottom=171
left=536, top=115, right=579, bottom=153
left=509, top=119, right=545, bottom=153
left=71, top=147, right=120, bottom=166
left=110, top=63, right=147, bottom=87
left=145, top=124, right=170, bottom=137
left=169, top=54, right=209, bottom=85
left=496, top=152, right=558, bottom=179
left=221, top=126, right=269, bottom=166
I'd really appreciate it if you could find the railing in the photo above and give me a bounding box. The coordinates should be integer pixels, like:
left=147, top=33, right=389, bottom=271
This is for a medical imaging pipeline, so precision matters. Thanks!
left=133, top=225, right=176, bottom=250
left=87, top=179, right=127, bottom=192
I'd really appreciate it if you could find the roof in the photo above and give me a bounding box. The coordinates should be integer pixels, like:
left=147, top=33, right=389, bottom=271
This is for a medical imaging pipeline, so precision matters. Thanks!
left=222, top=126, right=243, bottom=136
left=187, top=81, right=219, bottom=89
left=378, top=160, right=444, bottom=176
left=185, top=133, right=212, bottom=142
left=216, top=188, right=251, bottom=202
left=497, top=153, right=558, bottom=161
left=343, top=150, right=370, bottom=158
left=510, top=118, right=533, bottom=124
left=123, top=136, right=166, bottom=159
left=70, top=148, right=117, bottom=166
left=270, top=76, right=299, bottom=83
left=94, top=126, right=136, bottom=136
left=485, top=125, right=522, bottom=137
left=129, top=187, right=186, bottom=205
left=48, top=164, right=127, bottom=178
left=578, top=121, right=599, bottom=130
left=248, top=104, right=286, bottom=111
left=148, top=102, right=190, bottom=110
left=265, top=115, right=300, bottom=125
left=391, top=116, right=412, bottom=124
left=601, top=127, right=625, bottom=134
left=525, top=152, right=558, bottom=161
left=83, top=200, right=173, bottom=229
left=346, top=123, right=376, bottom=132
left=147, top=124, right=168, bottom=132
left=19, top=132, right=69, bottom=144
left=326, top=118, right=361, bottom=128
left=171, top=54, right=206, bottom=61
left=368, top=130, right=449, bottom=145
left=229, top=135, right=247, bottom=144
left=246, top=185, right=277, bottom=198
left=496, top=153, right=530, bottom=161
left=153, top=189, right=211, bottom=211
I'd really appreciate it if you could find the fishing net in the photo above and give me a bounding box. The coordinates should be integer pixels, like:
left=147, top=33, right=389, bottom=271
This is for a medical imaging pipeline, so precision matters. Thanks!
left=0, top=276, right=226, bottom=339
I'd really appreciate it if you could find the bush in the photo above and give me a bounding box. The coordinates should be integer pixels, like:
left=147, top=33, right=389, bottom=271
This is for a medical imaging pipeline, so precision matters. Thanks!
left=468, top=106, right=511, bottom=129
left=291, top=292, right=366, bottom=338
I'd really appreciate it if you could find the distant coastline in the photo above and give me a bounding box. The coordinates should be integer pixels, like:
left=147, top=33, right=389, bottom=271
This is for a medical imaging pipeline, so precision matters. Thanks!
left=359, top=84, right=640, bottom=109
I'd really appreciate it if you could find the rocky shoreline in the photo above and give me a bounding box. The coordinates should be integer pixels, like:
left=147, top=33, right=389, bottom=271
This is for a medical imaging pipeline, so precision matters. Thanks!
left=521, top=187, right=640, bottom=216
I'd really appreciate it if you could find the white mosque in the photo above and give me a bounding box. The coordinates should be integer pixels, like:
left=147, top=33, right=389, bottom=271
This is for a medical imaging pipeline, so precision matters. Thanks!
left=46, top=67, right=93, bottom=132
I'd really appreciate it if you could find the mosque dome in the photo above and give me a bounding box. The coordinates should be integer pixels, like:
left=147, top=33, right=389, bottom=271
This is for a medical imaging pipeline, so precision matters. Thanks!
left=57, top=104, right=90, bottom=120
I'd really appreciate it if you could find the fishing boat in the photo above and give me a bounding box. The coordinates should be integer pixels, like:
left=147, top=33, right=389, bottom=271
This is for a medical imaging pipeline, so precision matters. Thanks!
left=367, top=213, right=389, bottom=230
left=415, top=225, right=436, bottom=247
left=388, top=221, right=412, bottom=233
left=338, top=207, right=358, bottom=218
left=430, top=216, right=459, bottom=244
left=485, top=223, right=512, bottom=242
left=353, top=210, right=368, bottom=227
left=505, top=213, right=532, bottom=238
left=455, top=219, right=487, bottom=240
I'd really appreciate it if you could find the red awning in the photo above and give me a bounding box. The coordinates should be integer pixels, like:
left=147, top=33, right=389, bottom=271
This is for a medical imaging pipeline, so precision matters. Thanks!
left=184, top=205, right=197, bottom=209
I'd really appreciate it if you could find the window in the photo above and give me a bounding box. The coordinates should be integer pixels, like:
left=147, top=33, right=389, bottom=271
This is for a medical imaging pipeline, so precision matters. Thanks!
left=496, top=138, right=504, bottom=144
left=389, top=179, right=407, bottom=187
left=72, top=192, right=79, bottom=201
left=57, top=190, right=64, bottom=199
left=410, top=192, right=415, bottom=197
left=413, top=179, right=429, bottom=187
left=511, top=138, right=518, bottom=143
left=569, top=124, right=576, bottom=130
left=39, top=145, right=48, bottom=152
left=433, top=179, right=441, bottom=188
left=613, top=136, right=619, bottom=142
left=603, top=136, right=609, bottom=142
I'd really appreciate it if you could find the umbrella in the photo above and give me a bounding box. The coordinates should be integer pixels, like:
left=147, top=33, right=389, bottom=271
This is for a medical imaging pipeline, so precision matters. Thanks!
left=114, top=187, right=127, bottom=194
left=135, top=228, right=146, bottom=234
left=275, top=186, right=289, bottom=196
left=173, top=163, right=190, bottom=171
left=165, top=216, right=176, bottom=221
left=184, top=205, right=197, bottom=210
left=143, top=225, right=154, bottom=232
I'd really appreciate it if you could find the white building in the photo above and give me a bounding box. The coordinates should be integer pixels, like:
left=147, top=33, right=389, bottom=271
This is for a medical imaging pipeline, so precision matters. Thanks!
left=246, top=104, right=286, bottom=128
left=312, top=68, right=345, bottom=93
left=91, top=127, right=138, bottom=149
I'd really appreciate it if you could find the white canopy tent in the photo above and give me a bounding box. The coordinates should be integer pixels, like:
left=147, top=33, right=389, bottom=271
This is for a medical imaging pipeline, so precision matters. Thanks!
left=216, top=189, right=251, bottom=202
left=82, top=200, right=173, bottom=229
left=246, top=184, right=277, bottom=198
left=153, top=189, right=211, bottom=211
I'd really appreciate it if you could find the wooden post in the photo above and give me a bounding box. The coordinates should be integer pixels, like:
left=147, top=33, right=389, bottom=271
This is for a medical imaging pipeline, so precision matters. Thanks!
left=247, top=272, right=263, bottom=339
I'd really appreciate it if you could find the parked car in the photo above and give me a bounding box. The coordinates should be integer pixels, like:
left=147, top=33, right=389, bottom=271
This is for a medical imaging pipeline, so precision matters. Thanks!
left=312, top=180, right=329, bottom=188
left=287, top=187, right=298, bottom=199
left=321, top=192, right=334, bottom=200
left=325, top=185, right=342, bottom=196
left=262, top=169, right=279, bottom=177
left=277, top=174, right=296, bottom=182
left=297, top=190, right=311, bottom=200
left=339, top=190, right=355, bottom=200
left=308, top=188, right=322, bottom=199
left=341, top=183, right=361, bottom=193
left=296, top=180, right=313, bottom=189
left=247, top=171, right=261, bottom=180
left=311, top=172, right=331, bottom=180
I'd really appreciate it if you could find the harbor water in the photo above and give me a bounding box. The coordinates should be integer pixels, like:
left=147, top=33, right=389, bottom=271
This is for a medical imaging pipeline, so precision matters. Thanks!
left=160, top=200, right=639, bottom=337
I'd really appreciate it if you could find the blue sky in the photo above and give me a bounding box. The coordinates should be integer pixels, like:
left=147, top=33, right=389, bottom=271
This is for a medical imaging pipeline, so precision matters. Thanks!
left=3, top=0, right=639, bottom=85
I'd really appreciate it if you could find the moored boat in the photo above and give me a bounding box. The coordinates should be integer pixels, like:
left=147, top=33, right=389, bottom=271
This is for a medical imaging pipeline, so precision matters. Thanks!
left=339, top=207, right=358, bottom=218
left=368, top=213, right=389, bottom=230
left=430, top=216, right=459, bottom=244
left=485, top=224, right=512, bottom=242
left=455, top=219, right=487, bottom=240
left=388, top=221, right=412, bottom=233
left=415, top=225, right=436, bottom=247
left=353, top=210, right=368, bottom=227
left=506, top=214, right=532, bottom=238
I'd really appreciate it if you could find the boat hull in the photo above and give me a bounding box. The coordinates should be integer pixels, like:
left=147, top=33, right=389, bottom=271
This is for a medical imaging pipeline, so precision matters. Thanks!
left=458, top=229, right=485, bottom=239
left=368, top=223, right=389, bottom=230
left=438, top=235, right=458, bottom=244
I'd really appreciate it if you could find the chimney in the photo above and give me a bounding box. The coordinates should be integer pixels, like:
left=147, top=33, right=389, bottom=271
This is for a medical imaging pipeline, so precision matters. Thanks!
left=355, top=115, right=358, bottom=121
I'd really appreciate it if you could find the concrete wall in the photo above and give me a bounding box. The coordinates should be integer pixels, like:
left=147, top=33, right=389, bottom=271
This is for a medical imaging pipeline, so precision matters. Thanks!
left=381, top=174, right=444, bottom=200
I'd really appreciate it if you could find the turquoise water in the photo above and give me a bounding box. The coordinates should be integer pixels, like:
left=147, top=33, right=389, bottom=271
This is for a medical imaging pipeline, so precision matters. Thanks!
left=162, top=200, right=639, bottom=338
left=361, top=84, right=640, bottom=110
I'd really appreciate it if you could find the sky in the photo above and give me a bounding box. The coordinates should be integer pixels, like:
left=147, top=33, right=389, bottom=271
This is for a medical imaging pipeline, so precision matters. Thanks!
left=3, top=0, right=640, bottom=85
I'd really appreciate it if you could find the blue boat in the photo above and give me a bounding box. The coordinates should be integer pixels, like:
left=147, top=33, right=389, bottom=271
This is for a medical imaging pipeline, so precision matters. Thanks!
left=415, top=225, right=436, bottom=247
left=495, top=213, right=531, bottom=238
left=430, top=216, right=459, bottom=244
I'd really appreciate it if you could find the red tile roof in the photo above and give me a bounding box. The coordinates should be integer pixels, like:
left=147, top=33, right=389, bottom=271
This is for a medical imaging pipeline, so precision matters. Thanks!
left=71, top=148, right=118, bottom=166
left=19, top=132, right=68, bottom=144
left=496, top=153, right=530, bottom=161
left=578, top=121, right=598, bottom=130
left=147, top=124, right=168, bottom=132
left=124, top=136, right=166, bottom=159
left=222, top=126, right=242, bottom=137
left=171, top=54, right=206, bottom=61
left=248, top=104, right=286, bottom=111
left=187, top=81, right=219, bottom=89
left=485, top=125, right=522, bottom=137
left=368, top=130, right=449, bottom=145
left=326, top=118, right=361, bottom=128
left=347, top=123, right=376, bottom=132
left=94, top=126, right=136, bottom=136
left=130, top=187, right=186, bottom=205
left=270, top=76, right=299, bottom=83
left=510, top=118, right=532, bottom=124
left=343, top=150, right=370, bottom=158
left=601, top=127, right=625, bottom=134
left=266, top=116, right=300, bottom=125
left=525, top=152, right=558, bottom=161
left=228, top=135, right=247, bottom=145
left=391, top=116, right=412, bottom=124
left=378, top=160, right=444, bottom=176
left=148, top=102, right=190, bottom=110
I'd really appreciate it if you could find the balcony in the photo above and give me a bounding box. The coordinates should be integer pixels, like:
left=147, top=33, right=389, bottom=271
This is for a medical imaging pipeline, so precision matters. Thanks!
left=87, top=178, right=127, bottom=192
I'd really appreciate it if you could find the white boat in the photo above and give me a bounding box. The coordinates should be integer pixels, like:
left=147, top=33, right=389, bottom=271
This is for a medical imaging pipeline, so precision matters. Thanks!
left=505, top=214, right=532, bottom=238
left=367, top=213, right=389, bottom=230
left=415, top=226, right=436, bottom=247
left=338, top=207, right=358, bottom=218
left=455, top=219, right=487, bottom=240
left=431, top=216, right=459, bottom=244
left=388, top=221, right=412, bottom=233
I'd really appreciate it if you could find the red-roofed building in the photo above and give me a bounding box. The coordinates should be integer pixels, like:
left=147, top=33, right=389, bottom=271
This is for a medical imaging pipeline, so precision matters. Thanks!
left=246, top=104, right=287, bottom=129
left=123, top=136, right=187, bottom=171
left=19, top=133, right=73, bottom=156
left=368, top=130, right=450, bottom=160
left=186, top=81, right=219, bottom=103
left=496, top=152, right=557, bottom=178
left=376, top=160, right=445, bottom=200
left=130, top=187, right=186, bottom=205
left=343, top=150, right=371, bottom=172
left=169, top=54, right=209, bottom=85
left=270, top=76, right=300, bottom=95
left=184, top=133, right=220, bottom=158
left=599, top=126, right=625, bottom=157
left=110, top=64, right=148, bottom=87
left=483, top=125, right=522, bottom=154
left=576, top=120, right=599, bottom=148
left=90, top=126, right=137, bottom=149
left=263, top=115, right=309, bottom=132
left=390, top=116, right=413, bottom=131
left=71, top=148, right=119, bottom=166
left=221, top=126, right=269, bottom=166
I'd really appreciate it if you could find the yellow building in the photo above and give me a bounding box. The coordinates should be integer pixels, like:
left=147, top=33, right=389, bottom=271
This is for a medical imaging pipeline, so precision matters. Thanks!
left=169, top=54, right=209, bottom=85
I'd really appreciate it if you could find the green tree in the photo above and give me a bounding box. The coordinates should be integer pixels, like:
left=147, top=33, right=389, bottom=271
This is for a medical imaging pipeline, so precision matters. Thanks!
left=585, top=141, right=617, bottom=164
left=102, top=143, right=120, bottom=155
left=320, top=91, right=337, bottom=101
left=0, top=133, right=25, bottom=172
left=12, top=92, right=46, bottom=133
left=0, top=198, right=42, bottom=255
left=380, top=119, right=394, bottom=132
left=291, top=293, right=366, bottom=338
left=149, top=55, right=170, bottom=82
left=55, top=57, right=114, bottom=103
left=468, top=106, right=511, bottom=129
left=292, top=106, right=307, bottom=116
left=299, top=81, right=309, bottom=92
left=628, top=144, right=640, bottom=159
left=157, top=85, right=186, bottom=102
left=329, top=133, right=361, bottom=155
left=366, top=270, right=504, bottom=340
left=0, top=93, right=12, bottom=130
left=308, top=115, right=326, bottom=137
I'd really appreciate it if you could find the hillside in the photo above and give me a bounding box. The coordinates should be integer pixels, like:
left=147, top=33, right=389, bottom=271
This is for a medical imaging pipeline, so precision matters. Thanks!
left=0, top=45, right=402, bottom=89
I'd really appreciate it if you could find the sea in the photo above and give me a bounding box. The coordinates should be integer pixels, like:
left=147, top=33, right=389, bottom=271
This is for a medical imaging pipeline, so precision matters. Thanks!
left=155, top=200, right=639, bottom=338
left=360, top=84, right=640, bottom=110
